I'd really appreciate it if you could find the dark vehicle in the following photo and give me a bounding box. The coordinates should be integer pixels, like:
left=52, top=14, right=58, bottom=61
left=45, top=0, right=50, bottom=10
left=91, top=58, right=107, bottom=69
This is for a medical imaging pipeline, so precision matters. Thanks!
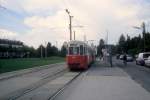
left=119, top=55, right=124, bottom=60
left=116, top=54, right=120, bottom=59
left=126, top=55, right=134, bottom=62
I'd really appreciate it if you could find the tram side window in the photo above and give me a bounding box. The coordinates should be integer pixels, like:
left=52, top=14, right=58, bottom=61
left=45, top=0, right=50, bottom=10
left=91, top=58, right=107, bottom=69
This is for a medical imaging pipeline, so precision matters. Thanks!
left=69, top=47, right=73, bottom=55
left=74, top=47, right=79, bottom=55
left=80, top=45, right=84, bottom=55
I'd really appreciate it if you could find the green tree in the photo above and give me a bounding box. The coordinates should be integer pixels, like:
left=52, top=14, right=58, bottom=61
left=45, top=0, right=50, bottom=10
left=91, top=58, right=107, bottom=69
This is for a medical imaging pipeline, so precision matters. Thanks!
left=36, top=45, right=45, bottom=58
left=46, top=42, right=52, bottom=57
left=97, top=39, right=105, bottom=56
left=46, top=42, right=59, bottom=57
left=117, top=34, right=126, bottom=53
left=60, top=45, right=67, bottom=57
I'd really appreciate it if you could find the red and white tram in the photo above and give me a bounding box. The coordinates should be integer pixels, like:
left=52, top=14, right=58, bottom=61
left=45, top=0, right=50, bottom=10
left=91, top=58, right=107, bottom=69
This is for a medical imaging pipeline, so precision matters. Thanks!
left=66, top=40, right=96, bottom=70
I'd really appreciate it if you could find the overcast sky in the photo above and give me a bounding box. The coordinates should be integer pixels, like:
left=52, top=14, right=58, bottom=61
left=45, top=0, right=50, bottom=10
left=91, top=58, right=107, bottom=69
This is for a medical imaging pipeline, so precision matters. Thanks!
left=0, top=0, right=150, bottom=48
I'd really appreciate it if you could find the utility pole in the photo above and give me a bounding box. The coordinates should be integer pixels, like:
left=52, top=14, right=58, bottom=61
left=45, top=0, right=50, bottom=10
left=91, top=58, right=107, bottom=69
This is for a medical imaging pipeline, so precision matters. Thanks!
left=66, top=9, right=73, bottom=41
left=84, top=34, right=86, bottom=42
left=105, top=30, right=108, bottom=50
left=142, top=22, right=146, bottom=52
left=74, top=31, right=75, bottom=40
left=56, top=41, right=58, bottom=48
left=41, top=45, right=43, bottom=58
left=45, top=41, right=47, bottom=58
left=133, top=22, right=146, bottom=52
left=69, top=15, right=73, bottom=40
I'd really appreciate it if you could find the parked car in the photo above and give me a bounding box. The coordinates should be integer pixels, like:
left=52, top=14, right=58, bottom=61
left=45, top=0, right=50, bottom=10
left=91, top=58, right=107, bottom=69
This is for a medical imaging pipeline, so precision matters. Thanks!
left=119, top=55, right=124, bottom=60
left=136, top=52, right=150, bottom=66
left=127, top=55, right=134, bottom=62
left=145, top=56, right=150, bottom=67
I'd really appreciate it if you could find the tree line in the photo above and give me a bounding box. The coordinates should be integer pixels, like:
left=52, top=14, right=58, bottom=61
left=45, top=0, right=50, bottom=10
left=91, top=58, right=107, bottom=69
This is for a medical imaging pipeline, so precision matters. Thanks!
left=35, top=42, right=67, bottom=57
left=0, top=39, right=67, bottom=58
left=116, top=32, right=150, bottom=55
left=97, top=32, right=150, bottom=57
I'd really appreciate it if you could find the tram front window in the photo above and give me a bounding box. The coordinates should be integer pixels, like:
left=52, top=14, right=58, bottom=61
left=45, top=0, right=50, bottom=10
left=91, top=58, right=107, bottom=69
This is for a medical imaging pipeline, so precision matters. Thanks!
left=69, top=47, right=79, bottom=55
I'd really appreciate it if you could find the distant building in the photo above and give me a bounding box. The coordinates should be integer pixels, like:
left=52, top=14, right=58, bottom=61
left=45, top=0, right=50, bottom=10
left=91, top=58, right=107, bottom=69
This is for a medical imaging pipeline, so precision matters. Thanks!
left=0, top=39, right=23, bottom=47
left=0, top=39, right=25, bottom=58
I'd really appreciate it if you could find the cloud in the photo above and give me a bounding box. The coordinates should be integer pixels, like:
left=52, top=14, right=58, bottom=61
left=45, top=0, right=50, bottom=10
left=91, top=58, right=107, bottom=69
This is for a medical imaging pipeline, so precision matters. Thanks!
left=1, top=0, right=150, bottom=47
left=24, top=10, right=67, bottom=29
left=19, top=28, right=69, bottom=48
left=0, top=28, right=19, bottom=39
left=22, top=0, right=64, bottom=15
left=22, top=10, right=69, bottom=48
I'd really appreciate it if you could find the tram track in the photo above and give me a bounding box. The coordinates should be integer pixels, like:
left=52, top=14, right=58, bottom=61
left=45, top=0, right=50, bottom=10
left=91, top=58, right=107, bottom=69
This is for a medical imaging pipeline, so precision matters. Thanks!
left=15, top=71, right=82, bottom=100
left=0, top=67, right=68, bottom=100
left=0, top=62, right=83, bottom=100
left=48, top=72, right=82, bottom=100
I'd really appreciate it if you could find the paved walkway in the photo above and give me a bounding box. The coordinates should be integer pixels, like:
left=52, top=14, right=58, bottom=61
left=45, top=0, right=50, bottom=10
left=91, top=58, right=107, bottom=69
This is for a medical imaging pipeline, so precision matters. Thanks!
left=54, top=61, right=150, bottom=100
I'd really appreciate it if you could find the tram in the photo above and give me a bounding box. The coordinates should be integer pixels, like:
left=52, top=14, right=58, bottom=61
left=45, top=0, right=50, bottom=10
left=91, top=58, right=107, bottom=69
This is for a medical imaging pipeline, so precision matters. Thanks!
left=66, top=40, right=96, bottom=70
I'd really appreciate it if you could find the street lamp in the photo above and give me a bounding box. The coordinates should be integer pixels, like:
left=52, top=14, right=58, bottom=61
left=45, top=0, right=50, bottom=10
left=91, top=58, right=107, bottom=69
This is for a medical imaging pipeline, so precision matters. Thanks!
left=133, top=22, right=146, bottom=52
left=65, top=9, right=73, bottom=41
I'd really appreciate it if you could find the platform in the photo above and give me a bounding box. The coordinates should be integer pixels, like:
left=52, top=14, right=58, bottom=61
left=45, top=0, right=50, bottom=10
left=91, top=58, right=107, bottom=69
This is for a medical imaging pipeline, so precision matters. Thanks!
left=54, top=62, right=150, bottom=100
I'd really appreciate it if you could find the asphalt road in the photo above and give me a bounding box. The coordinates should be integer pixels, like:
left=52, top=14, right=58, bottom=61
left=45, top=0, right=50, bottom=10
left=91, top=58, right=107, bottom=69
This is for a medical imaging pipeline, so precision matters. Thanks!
left=115, top=59, right=150, bottom=93
left=53, top=60, right=150, bottom=100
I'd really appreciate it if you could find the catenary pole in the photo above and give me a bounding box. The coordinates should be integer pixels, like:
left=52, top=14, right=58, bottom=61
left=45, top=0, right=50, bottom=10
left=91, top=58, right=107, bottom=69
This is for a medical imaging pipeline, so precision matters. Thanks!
left=66, top=9, right=73, bottom=40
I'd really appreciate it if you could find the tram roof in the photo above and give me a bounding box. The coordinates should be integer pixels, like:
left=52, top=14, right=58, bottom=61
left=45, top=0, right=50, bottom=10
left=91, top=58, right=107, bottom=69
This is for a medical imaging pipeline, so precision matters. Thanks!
left=68, top=40, right=86, bottom=44
left=68, top=40, right=91, bottom=48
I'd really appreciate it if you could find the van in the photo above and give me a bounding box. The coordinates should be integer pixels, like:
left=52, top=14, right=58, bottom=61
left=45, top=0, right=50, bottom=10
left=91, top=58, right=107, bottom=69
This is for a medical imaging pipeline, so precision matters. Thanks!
left=136, top=52, right=150, bottom=66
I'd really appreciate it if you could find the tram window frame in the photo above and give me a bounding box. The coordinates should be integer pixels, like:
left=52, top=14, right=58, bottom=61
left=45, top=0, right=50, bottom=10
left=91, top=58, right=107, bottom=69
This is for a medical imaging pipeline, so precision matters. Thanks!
left=87, top=48, right=89, bottom=55
left=84, top=46, right=87, bottom=55
left=80, top=45, right=84, bottom=55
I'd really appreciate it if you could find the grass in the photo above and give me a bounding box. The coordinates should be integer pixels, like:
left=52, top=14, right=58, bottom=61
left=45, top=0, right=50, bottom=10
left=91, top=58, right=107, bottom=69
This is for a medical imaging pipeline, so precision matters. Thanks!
left=0, top=57, right=65, bottom=74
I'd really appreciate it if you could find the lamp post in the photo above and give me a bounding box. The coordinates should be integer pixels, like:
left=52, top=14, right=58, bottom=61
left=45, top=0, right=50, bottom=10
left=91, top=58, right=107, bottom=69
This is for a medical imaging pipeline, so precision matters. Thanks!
left=73, top=31, right=75, bottom=40
left=45, top=41, right=47, bottom=58
left=66, top=9, right=73, bottom=41
left=133, top=22, right=146, bottom=52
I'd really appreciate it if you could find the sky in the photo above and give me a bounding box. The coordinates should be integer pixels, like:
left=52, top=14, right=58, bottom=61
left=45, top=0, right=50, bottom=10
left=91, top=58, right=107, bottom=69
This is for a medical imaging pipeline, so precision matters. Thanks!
left=0, top=0, right=150, bottom=48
